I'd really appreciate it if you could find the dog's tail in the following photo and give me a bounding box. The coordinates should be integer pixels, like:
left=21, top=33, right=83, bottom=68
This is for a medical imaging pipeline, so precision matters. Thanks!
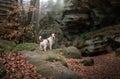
left=39, top=36, right=42, bottom=39
left=39, top=36, right=44, bottom=42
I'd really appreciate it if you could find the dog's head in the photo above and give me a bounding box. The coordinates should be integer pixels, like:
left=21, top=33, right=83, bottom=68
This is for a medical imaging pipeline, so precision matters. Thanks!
left=50, top=32, right=56, bottom=40
left=39, top=36, right=43, bottom=42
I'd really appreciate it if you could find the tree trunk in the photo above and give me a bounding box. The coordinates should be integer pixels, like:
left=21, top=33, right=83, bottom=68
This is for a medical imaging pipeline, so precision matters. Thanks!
left=33, top=0, right=40, bottom=42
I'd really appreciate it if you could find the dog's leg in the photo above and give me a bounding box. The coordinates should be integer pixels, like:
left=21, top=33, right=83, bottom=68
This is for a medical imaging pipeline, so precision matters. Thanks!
left=49, top=43, right=52, bottom=50
left=40, top=44, right=42, bottom=51
left=44, top=45, right=47, bottom=51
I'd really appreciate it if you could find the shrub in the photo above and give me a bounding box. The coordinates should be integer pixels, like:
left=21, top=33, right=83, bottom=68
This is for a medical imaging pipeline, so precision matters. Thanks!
left=12, top=43, right=39, bottom=52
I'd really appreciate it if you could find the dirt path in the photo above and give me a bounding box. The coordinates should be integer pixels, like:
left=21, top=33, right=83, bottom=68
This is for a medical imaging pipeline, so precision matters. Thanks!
left=64, top=52, right=120, bottom=79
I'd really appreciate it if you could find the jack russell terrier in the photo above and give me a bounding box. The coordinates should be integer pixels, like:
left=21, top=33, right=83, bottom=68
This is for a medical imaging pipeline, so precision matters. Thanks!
left=39, top=33, right=56, bottom=51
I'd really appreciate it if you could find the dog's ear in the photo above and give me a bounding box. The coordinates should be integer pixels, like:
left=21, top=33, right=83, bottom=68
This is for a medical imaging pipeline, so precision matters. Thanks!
left=54, top=32, right=57, bottom=36
left=54, top=32, right=57, bottom=34
left=50, top=32, right=52, bottom=35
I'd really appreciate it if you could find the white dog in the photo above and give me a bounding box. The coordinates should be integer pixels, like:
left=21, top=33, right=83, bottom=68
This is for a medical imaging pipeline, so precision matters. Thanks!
left=39, top=33, right=56, bottom=51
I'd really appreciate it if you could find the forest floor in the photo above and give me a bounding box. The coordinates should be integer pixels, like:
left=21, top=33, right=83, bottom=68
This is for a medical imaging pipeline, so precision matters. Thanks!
left=1, top=49, right=120, bottom=79
left=64, top=52, right=120, bottom=79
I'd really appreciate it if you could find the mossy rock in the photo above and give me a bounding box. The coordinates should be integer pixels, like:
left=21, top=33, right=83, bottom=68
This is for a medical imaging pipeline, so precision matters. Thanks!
left=30, top=59, right=80, bottom=79
left=80, top=59, right=94, bottom=66
left=0, top=39, right=16, bottom=52
left=115, top=48, right=120, bottom=57
left=20, top=50, right=81, bottom=79
left=29, top=59, right=54, bottom=77
left=62, top=46, right=82, bottom=58
left=12, top=43, right=39, bottom=52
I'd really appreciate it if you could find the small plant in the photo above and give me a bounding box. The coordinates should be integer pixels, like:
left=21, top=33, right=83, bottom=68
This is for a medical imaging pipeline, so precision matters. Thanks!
left=46, top=55, right=68, bottom=67
left=12, top=43, right=39, bottom=52
left=80, top=33, right=88, bottom=41
left=0, top=68, right=6, bottom=78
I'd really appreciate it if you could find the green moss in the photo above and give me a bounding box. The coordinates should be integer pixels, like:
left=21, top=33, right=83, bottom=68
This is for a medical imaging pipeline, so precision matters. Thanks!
left=12, top=43, right=39, bottom=52
left=46, top=55, right=68, bottom=67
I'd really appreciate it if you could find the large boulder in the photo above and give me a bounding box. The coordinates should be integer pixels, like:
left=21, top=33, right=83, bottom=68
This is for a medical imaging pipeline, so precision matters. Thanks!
left=31, top=60, right=80, bottom=79
left=19, top=50, right=81, bottom=79
left=61, top=46, right=82, bottom=58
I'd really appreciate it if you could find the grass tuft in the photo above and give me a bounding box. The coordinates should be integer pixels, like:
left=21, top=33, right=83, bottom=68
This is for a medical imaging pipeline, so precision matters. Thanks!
left=46, top=55, right=68, bottom=67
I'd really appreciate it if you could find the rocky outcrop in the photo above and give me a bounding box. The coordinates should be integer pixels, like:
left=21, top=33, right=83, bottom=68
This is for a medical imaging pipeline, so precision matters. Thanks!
left=57, top=0, right=120, bottom=34
left=52, top=0, right=120, bottom=48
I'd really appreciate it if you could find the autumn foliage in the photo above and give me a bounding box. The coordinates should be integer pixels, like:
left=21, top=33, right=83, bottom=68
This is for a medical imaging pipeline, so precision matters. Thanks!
left=0, top=1, right=36, bottom=43
left=0, top=52, right=47, bottom=79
